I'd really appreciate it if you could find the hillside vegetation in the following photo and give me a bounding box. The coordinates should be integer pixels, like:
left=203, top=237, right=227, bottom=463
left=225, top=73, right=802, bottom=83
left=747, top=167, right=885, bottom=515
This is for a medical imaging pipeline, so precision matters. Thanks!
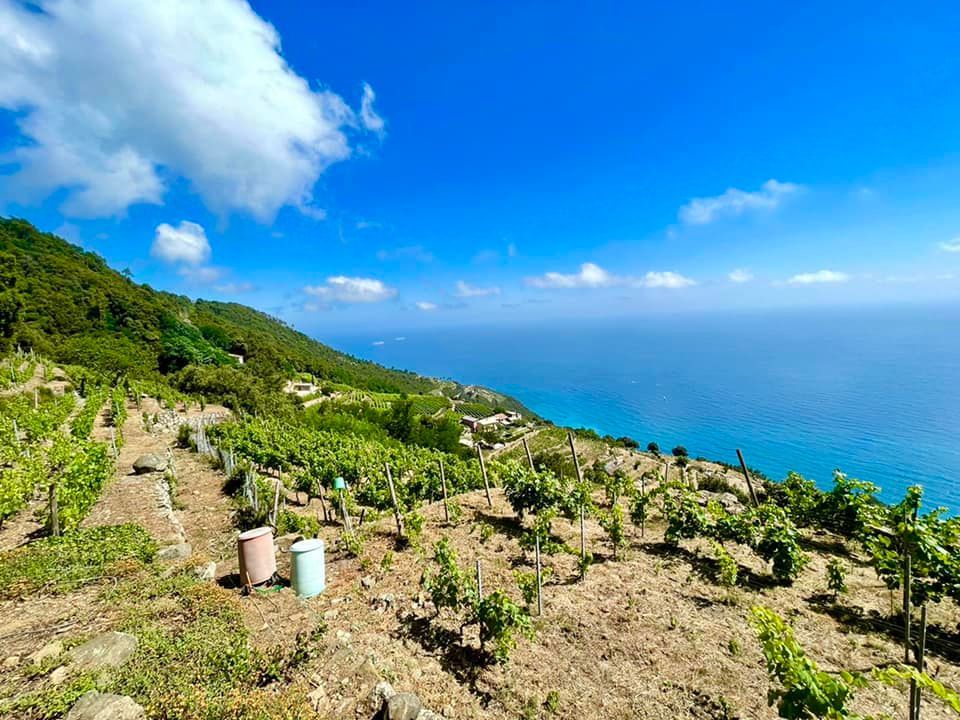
left=0, top=218, right=529, bottom=417
left=1, top=220, right=960, bottom=720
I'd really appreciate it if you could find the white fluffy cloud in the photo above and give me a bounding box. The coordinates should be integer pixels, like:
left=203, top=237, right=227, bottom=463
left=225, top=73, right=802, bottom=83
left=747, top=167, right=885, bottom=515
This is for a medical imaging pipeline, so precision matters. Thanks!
left=787, top=269, right=849, bottom=285
left=455, top=280, right=501, bottom=297
left=527, top=263, right=696, bottom=290
left=304, top=276, right=396, bottom=304
left=151, top=221, right=211, bottom=265
left=359, top=82, right=385, bottom=135
left=637, top=271, right=697, bottom=289
left=415, top=301, right=438, bottom=311
left=728, top=268, right=754, bottom=283
left=679, top=179, right=801, bottom=225
left=938, top=238, right=960, bottom=253
left=0, top=0, right=381, bottom=220
left=526, top=262, right=621, bottom=289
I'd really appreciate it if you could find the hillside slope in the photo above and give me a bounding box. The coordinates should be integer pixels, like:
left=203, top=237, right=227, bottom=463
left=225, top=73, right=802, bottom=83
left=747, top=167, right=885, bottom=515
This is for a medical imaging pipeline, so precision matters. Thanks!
left=0, top=217, right=528, bottom=413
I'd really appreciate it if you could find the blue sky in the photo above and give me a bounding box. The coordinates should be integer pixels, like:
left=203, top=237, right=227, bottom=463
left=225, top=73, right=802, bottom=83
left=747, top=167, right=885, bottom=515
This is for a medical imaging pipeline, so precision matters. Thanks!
left=2, top=0, right=960, bottom=336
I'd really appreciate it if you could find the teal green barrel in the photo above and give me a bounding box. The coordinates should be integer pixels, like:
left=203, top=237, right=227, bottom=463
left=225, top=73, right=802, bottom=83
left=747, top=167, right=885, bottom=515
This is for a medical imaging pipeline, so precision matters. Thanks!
left=290, top=539, right=326, bottom=598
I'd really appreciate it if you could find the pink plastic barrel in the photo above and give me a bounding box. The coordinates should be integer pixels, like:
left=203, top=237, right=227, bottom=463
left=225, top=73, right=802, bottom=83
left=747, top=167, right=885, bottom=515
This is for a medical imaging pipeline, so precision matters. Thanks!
left=237, top=527, right=276, bottom=586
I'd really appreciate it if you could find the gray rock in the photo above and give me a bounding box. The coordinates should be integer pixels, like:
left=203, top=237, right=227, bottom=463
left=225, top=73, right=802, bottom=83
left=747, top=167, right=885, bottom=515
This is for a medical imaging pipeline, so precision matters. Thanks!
left=696, top=490, right=746, bottom=515
left=194, top=561, right=217, bottom=581
left=70, top=632, right=137, bottom=673
left=50, top=665, right=70, bottom=686
left=3, top=655, right=20, bottom=668
left=361, top=575, right=376, bottom=589
left=156, top=543, right=192, bottom=562
left=385, top=693, right=421, bottom=720
left=417, top=711, right=446, bottom=720
left=66, top=692, right=145, bottom=720
left=372, top=593, right=396, bottom=611
left=132, top=454, right=167, bottom=474
left=30, top=640, right=63, bottom=665
left=306, top=683, right=328, bottom=712
left=372, top=681, right=396, bottom=704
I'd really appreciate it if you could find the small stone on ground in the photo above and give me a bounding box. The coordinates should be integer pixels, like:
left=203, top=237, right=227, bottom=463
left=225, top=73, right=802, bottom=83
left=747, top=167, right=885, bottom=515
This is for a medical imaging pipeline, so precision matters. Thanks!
left=132, top=453, right=167, bottom=474
left=66, top=692, right=145, bottom=720
left=70, top=632, right=138, bottom=672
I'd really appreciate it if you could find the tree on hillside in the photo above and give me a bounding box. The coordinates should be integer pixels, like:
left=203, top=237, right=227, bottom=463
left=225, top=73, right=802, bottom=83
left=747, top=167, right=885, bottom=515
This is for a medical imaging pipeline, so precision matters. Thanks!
left=0, top=251, right=22, bottom=352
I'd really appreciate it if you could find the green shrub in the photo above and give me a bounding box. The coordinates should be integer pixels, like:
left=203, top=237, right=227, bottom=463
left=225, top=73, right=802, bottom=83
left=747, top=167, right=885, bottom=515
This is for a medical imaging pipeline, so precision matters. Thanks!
left=276, top=510, right=319, bottom=537
left=177, top=423, right=192, bottom=449
left=422, top=538, right=473, bottom=615
left=826, top=558, right=847, bottom=600
left=712, top=541, right=738, bottom=588
left=476, top=590, right=534, bottom=663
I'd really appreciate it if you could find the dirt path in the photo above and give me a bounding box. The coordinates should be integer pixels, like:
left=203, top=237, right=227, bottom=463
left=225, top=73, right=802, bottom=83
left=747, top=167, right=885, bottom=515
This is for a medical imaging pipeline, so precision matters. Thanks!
left=82, top=398, right=185, bottom=545
left=82, top=398, right=231, bottom=544
left=169, top=446, right=236, bottom=564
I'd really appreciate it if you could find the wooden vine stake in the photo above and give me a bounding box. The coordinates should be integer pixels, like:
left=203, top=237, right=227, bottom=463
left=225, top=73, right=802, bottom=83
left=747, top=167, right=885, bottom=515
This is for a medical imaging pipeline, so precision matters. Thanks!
left=271, top=477, right=282, bottom=527
left=439, top=458, right=450, bottom=523
left=567, top=431, right=588, bottom=580
left=476, top=559, right=484, bottom=598
left=317, top=484, right=330, bottom=523
left=48, top=481, right=60, bottom=537
left=339, top=488, right=353, bottom=534
left=913, top=603, right=927, bottom=720
left=735, top=448, right=760, bottom=506
left=579, top=505, right=587, bottom=580
left=663, top=459, right=669, bottom=484
left=640, top=473, right=646, bottom=538
left=476, top=446, right=493, bottom=508
left=384, top=463, right=405, bottom=538
left=522, top=436, right=535, bottom=471
left=535, top=533, right=543, bottom=616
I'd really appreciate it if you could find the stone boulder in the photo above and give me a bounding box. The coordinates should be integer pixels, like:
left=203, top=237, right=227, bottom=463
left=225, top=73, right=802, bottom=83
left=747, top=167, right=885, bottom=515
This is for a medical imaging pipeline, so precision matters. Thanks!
left=132, top=454, right=167, bottom=474
left=29, top=640, right=63, bottom=665
left=156, top=543, right=192, bottom=562
left=66, top=692, right=145, bottom=720
left=70, top=632, right=137, bottom=673
left=384, top=693, right=422, bottom=720
left=697, top=490, right=746, bottom=515
left=372, top=682, right=428, bottom=720
left=194, top=561, right=217, bottom=581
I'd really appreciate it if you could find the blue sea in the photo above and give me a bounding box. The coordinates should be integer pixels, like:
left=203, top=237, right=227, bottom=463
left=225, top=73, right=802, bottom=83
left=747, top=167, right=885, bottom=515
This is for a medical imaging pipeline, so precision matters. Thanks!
left=326, top=304, right=960, bottom=510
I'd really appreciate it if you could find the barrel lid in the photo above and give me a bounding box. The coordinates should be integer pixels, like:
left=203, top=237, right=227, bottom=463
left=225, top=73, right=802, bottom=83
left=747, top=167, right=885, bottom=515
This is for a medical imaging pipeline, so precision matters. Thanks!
left=238, top=527, right=273, bottom=541
left=291, top=538, right=324, bottom=553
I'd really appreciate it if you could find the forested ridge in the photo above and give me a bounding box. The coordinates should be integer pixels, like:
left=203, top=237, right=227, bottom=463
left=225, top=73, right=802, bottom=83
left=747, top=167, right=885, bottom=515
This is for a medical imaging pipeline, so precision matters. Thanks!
left=0, top=217, right=527, bottom=414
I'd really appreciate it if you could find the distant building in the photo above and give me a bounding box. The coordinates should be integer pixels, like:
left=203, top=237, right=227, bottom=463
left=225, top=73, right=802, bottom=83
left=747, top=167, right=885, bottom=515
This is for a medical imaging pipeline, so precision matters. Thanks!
left=476, top=414, right=504, bottom=429
left=283, top=380, right=317, bottom=397
left=228, top=353, right=245, bottom=365
left=460, top=411, right=522, bottom=432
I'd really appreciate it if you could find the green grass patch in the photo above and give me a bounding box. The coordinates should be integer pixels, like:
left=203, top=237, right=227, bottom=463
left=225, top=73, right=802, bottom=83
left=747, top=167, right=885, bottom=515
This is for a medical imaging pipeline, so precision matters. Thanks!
left=0, top=524, right=156, bottom=599
left=2, top=569, right=315, bottom=719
